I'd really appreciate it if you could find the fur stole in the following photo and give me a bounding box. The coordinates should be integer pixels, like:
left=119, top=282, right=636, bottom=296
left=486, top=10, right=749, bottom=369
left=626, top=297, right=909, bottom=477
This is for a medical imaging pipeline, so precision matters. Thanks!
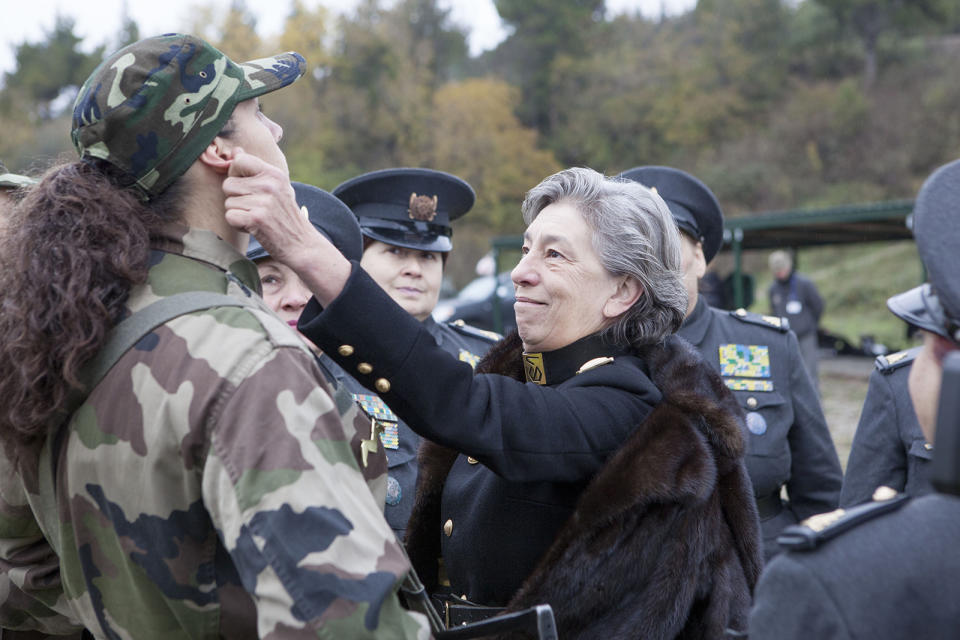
left=405, top=332, right=762, bottom=639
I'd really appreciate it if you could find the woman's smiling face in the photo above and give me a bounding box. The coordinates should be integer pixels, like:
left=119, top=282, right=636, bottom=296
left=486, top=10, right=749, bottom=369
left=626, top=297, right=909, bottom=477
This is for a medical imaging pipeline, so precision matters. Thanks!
left=511, top=202, right=623, bottom=352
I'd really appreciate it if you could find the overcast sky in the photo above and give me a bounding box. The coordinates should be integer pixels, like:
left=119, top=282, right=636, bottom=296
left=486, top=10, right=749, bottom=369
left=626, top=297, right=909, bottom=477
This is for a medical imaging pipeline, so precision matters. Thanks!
left=1, top=0, right=695, bottom=77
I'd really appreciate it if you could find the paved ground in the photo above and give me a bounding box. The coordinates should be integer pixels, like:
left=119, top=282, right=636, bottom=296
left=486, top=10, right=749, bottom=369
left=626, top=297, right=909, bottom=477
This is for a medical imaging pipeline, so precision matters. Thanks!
left=817, top=354, right=875, bottom=470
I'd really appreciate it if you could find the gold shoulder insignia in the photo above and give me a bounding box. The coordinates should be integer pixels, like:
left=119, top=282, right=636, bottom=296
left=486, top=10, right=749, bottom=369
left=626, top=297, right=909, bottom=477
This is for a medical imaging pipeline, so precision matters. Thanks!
left=729, top=308, right=789, bottom=333
left=875, top=346, right=920, bottom=373
left=577, top=356, right=615, bottom=375
left=450, top=319, right=502, bottom=342
left=778, top=494, right=910, bottom=551
left=871, top=485, right=898, bottom=502
left=801, top=508, right=846, bottom=533
left=885, top=350, right=909, bottom=365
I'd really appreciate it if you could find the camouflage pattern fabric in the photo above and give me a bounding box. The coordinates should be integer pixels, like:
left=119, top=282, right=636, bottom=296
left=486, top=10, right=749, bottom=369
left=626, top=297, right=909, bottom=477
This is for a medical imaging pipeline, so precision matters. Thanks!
left=0, top=224, right=429, bottom=638
left=71, top=33, right=305, bottom=200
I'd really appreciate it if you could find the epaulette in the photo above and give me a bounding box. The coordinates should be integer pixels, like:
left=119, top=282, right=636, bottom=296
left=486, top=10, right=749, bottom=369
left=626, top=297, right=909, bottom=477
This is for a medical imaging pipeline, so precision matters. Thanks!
left=447, top=319, right=502, bottom=343
left=875, top=346, right=921, bottom=374
left=777, top=487, right=910, bottom=551
left=727, top=308, right=790, bottom=333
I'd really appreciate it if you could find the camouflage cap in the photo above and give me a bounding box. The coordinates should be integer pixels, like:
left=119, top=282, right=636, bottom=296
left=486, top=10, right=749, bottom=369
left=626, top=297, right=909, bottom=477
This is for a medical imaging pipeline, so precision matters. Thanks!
left=71, top=33, right=306, bottom=200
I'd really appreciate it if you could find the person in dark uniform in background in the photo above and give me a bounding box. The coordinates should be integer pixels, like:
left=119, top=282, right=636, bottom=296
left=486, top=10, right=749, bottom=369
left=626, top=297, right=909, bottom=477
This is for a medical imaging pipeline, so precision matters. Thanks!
left=620, top=165, right=842, bottom=563
left=840, top=345, right=932, bottom=507
left=768, top=249, right=824, bottom=389
left=332, top=168, right=499, bottom=538
left=749, top=158, right=960, bottom=640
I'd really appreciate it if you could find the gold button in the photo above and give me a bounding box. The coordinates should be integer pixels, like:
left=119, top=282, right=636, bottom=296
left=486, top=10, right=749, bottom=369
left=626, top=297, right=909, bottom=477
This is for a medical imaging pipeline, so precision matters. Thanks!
left=746, top=397, right=758, bottom=409
left=443, top=519, right=453, bottom=536
left=357, top=362, right=373, bottom=374
left=338, top=345, right=354, bottom=357
left=467, top=457, right=478, bottom=465
left=736, top=308, right=747, bottom=317
left=924, top=443, right=933, bottom=451
left=375, top=378, right=391, bottom=393
left=460, top=594, right=468, bottom=601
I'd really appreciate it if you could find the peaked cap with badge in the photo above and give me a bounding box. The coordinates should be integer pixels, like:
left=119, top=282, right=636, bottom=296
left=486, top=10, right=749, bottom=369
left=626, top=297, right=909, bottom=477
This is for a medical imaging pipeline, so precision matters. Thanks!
left=333, top=167, right=475, bottom=253
left=71, top=33, right=306, bottom=200
left=247, top=182, right=363, bottom=263
left=619, top=165, right=724, bottom=263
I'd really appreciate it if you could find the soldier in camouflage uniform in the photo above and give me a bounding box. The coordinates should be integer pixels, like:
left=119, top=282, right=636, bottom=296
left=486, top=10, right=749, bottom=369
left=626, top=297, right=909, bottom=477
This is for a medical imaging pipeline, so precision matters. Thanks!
left=0, top=34, right=429, bottom=639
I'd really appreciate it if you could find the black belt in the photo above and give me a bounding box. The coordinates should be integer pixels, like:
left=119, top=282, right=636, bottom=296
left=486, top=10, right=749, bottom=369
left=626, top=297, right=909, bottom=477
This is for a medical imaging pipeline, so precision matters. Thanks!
left=756, top=491, right=784, bottom=520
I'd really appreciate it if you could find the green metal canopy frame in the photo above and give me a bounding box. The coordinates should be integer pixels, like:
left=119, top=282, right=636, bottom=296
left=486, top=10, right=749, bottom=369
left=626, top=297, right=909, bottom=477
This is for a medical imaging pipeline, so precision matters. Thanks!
left=487, top=199, right=916, bottom=333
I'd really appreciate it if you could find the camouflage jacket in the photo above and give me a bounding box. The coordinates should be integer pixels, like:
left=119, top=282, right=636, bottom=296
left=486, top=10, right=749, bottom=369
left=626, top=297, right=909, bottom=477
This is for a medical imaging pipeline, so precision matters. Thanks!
left=0, top=224, right=429, bottom=639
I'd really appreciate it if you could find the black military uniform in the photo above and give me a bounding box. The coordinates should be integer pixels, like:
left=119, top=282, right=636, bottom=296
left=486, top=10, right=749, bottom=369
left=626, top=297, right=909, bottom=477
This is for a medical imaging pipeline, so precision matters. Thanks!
left=749, top=158, right=960, bottom=640
left=619, top=165, right=842, bottom=562
left=299, top=267, right=661, bottom=604
left=330, top=168, right=498, bottom=539
left=840, top=347, right=932, bottom=507
left=316, top=318, right=496, bottom=538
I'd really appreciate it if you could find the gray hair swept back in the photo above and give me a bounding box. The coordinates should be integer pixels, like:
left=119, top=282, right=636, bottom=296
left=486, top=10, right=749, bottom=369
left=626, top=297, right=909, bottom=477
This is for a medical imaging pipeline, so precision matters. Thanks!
left=521, top=167, right=687, bottom=348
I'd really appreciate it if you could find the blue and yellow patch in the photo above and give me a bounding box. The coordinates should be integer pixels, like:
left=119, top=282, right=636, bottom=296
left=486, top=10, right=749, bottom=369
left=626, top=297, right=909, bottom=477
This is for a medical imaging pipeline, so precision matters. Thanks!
left=719, top=344, right=773, bottom=392
left=724, top=378, right=774, bottom=392
left=720, top=344, right=770, bottom=378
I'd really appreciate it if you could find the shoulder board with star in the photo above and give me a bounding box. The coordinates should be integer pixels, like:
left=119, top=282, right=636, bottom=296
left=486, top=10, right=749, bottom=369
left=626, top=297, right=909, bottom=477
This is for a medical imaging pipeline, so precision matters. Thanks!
left=776, top=487, right=910, bottom=552
left=447, top=319, right=502, bottom=344
left=727, top=308, right=790, bottom=333
left=875, top=346, right=921, bottom=374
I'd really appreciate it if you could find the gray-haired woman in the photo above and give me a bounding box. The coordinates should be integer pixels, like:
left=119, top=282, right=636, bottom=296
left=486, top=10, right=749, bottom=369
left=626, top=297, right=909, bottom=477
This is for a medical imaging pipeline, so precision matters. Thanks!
left=229, top=167, right=762, bottom=639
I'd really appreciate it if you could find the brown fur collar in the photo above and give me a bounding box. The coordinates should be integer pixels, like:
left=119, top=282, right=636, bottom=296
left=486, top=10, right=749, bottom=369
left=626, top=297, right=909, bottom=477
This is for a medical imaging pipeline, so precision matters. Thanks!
left=406, top=332, right=761, bottom=638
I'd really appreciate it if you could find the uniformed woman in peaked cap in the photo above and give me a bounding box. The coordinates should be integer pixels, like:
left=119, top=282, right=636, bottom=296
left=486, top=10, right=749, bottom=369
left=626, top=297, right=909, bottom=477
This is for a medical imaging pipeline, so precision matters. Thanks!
left=620, top=165, right=843, bottom=563
left=332, top=168, right=499, bottom=539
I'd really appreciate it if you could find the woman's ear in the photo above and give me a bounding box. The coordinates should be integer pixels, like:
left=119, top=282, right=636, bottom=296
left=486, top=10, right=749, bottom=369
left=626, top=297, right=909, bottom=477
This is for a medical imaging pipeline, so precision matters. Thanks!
left=196, top=135, right=235, bottom=175
left=691, top=241, right=707, bottom=280
left=603, top=277, right=643, bottom=320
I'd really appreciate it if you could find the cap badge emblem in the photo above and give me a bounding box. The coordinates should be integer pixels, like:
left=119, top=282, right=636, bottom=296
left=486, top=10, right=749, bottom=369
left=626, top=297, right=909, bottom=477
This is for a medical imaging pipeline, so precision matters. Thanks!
left=408, top=193, right=438, bottom=221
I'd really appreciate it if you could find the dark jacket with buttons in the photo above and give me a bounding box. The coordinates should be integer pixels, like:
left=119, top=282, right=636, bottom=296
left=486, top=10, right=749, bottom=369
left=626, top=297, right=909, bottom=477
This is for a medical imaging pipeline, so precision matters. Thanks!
left=316, top=317, right=495, bottom=540
left=749, top=492, right=960, bottom=640
left=840, top=348, right=933, bottom=507
left=678, top=296, right=842, bottom=561
left=299, top=265, right=762, bottom=638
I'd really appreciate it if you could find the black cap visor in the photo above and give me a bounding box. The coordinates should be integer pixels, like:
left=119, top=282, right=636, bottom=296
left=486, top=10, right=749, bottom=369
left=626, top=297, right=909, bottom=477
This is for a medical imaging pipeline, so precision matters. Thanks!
left=359, top=218, right=453, bottom=253
left=888, top=283, right=960, bottom=344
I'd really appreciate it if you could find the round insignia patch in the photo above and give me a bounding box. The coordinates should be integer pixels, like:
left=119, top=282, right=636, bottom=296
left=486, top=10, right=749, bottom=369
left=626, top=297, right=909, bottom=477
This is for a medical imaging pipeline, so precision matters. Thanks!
left=746, top=411, right=767, bottom=435
left=385, top=476, right=402, bottom=506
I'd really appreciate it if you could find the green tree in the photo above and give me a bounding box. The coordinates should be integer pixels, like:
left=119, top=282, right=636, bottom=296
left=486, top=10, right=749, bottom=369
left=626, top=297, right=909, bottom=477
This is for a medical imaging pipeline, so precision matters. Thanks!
left=311, top=0, right=469, bottom=176
left=2, top=15, right=105, bottom=120
left=425, top=78, right=561, bottom=285
left=492, top=0, right=605, bottom=135
left=812, top=0, right=948, bottom=86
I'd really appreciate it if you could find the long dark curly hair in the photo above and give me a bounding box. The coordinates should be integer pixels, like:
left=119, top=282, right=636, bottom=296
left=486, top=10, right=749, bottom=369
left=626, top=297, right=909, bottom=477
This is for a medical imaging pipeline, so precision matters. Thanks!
left=0, top=159, right=183, bottom=467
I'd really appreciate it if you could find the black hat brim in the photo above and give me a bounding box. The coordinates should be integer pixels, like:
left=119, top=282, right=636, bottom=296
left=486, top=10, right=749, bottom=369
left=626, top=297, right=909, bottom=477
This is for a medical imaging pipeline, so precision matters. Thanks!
left=888, top=284, right=960, bottom=343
